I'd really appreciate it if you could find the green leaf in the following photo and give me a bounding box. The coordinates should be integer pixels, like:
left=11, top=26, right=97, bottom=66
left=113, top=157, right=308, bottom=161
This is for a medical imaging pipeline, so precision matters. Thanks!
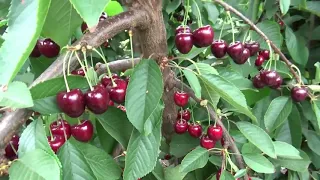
left=166, top=0, right=181, bottom=14
left=0, top=0, right=51, bottom=85
left=217, top=67, right=256, bottom=91
left=96, top=121, right=116, bottom=154
left=285, top=27, right=309, bottom=66
left=312, top=100, right=320, bottom=131
left=152, top=161, right=165, bottom=180
left=96, top=106, right=133, bottom=148
left=219, top=170, right=235, bottom=180
left=252, top=96, right=271, bottom=129
left=304, top=130, right=320, bottom=156
left=125, top=59, right=163, bottom=133
left=234, top=169, right=247, bottom=179
left=0, top=1, right=10, bottom=18
left=144, top=102, right=164, bottom=135
left=123, top=121, right=162, bottom=180
left=42, top=0, right=82, bottom=47
left=280, top=0, right=290, bottom=15
left=104, top=1, right=123, bottom=16
left=199, top=74, right=257, bottom=123
left=264, top=96, right=292, bottom=132
left=241, top=143, right=261, bottom=154
left=315, top=62, right=320, bottom=82
left=0, top=81, right=33, bottom=108
left=164, top=165, right=186, bottom=180
left=180, top=147, right=209, bottom=173
left=203, top=2, right=219, bottom=24
left=242, top=154, right=275, bottom=173
left=237, top=121, right=276, bottom=158
left=9, top=149, right=61, bottom=180
left=18, top=119, right=53, bottom=158
left=273, top=141, right=302, bottom=159
left=179, top=47, right=207, bottom=59
left=209, top=155, right=222, bottom=167
left=58, top=138, right=121, bottom=180
left=188, top=62, right=219, bottom=75
left=30, top=57, right=54, bottom=78
left=271, top=150, right=311, bottom=172
left=183, top=69, right=201, bottom=99
left=304, top=1, right=320, bottom=17
left=170, top=133, right=200, bottom=158
left=70, top=0, right=109, bottom=29
left=251, top=20, right=283, bottom=49
left=288, top=104, right=302, bottom=148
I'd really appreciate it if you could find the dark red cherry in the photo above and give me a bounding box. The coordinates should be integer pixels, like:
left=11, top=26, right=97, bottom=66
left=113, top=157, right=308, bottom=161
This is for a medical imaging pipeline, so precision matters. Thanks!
left=174, top=119, right=188, bottom=134
left=270, top=76, right=283, bottom=89
left=177, top=109, right=191, bottom=121
left=103, top=41, right=109, bottom=48
left=164, top=154, right=172, bottom=160
left=252, top=74, right=265, bottom=89
left=5, top=135, right=19, bottom=159
left=30, top=41, right=41, bottom=57
left=244, top=41, right=260, bottom=56
left=227, top=41, right=244, bottom=60
left=234, top=48, right=250, bottom=64
left=211, top=40, right=228, bottom=58
left=37, top=38, right=60, bottom=58
left=174, top=91, right=189, bottom=107
left=108, top=100, right=114, bottom=106
left=192, top=25, right=214, bottom=48
left=56, top=89, right=85, bottom=118
left=48, top=135, right=65, bottom=153
left=278, top=20, right=284, bottom=27
left=188, top=123, right=202, bottom=138
left=216, top=169, right=222, bottom=180
left=50, top=120, right=71, bottom=139
left=207, top=125, right=223, bottom=141
left=291, top=86, right=308, bottom=102
left=71, top=68, right=85, bottom=76
left=101, top=74, right=120, bottom=87
left=260, top=70, right=278, bottom=86
left=175, top=25, right=191, bottom=35
left=85, top=85, right=109, bottom=114
left=200, top=135, right=216, bottom=149
left=71, top=120, right=94, bottom=142
left=107, top=79, right=127, bottom=104
left=259, top=50, right=270, bottom=60
left=255, top=55, right=265, bottom=66
left=175, top=32, right=193, bottom=54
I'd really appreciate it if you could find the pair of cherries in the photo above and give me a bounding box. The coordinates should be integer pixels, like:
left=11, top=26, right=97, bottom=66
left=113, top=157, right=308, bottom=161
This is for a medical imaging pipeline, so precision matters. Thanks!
left=48, top=119, right=93, bottom=153
left=255, top=50, right=270, bottom=66
left=175, top=25, right=214, bottom=54
left=253, top=70, right=283, bottom=89
left=30, top=38, right=60, bottom=58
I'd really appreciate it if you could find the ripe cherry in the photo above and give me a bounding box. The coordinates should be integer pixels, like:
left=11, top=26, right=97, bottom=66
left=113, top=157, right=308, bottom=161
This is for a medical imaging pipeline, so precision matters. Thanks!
left=37, top=38, right=60, bottom=58
left=107, top=79, right=128, bottom=104
left=30, top=42, right=41, bottom=57
left=291, top=86, right=308, bottom=102
left=244, top=41, right=260, bottom=56
left=260, top=70, right=279, bottom=86
left=174, top=91, right=189, bottom=107
left=216, top=169, right=222, bottom=180
left=71, top=68, right=85, bottom=76
left=192, top=25, right=214, bottom=48
left=233, top=48, right=250, bottom=64
left=227, top=41, right=244, bottom=60
left=50, top=120, right=72, bottom=139
left=175, top=25, right=191, bottom=35
left=48, top=135, right=65, bottom=153
left=175, top=32, right=193, bottom=54
left=188, top=123, right=202, bottom=138
left=174, top=119, right=188, bottom=134
left=101, top=74, right=120, bottom=87
left=5, top=135, right=19, bottom=159
left=164, top=154, right=172, bottom=160
left=211, top=40, right=228, bottom=58
left=85, top=85, right=109, bottom=114
left=278, top=20, right=284, bottom=28
left=56, top=89, right=85, bottom=118
left=71, top=120, right=94, bottom=142
left=207, top=125, right=223, bottom=141
left=259, top=50, right=270, bottom=60
left=108, top=100, right=114, bottom=106
left=252, top=74, right=265, bottom=89
left=200, top=135, right=216, bottom=149
left=270, top=76, right=283, bottom=89
left=177, top=109, right=191, bottom=121
left=255, top=55, right=265, bottom=66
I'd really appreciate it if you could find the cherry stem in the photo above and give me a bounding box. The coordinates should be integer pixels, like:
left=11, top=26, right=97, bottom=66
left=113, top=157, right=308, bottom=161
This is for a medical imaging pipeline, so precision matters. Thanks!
left=9, top=141, right=18, bottom=156
left=77, top=118, right=81, bottom=124
left=291, top=64, right=303, bottom=85
left=62, top=51, right=71, bottom=92
left=218, top=17, right=227, bottom=41
left=92, top=48, right=116, bottom=87
left=129, top=30, right=135, bottom=69
left=60, top=118, right=68, bottom=142
left=67, top=51, right=74, bottom=75
left=171, top=57, right=201, bottom=75
left=90, top=52, right=94, bottom=68
left=75, top=51, right=93, bottom=91
left=242, top=29, right=249, bottom=44
left=227, top=11, right=235, bottom=43
left=193, top=0, right=203, bottom=27
left=182, top=0, right=190, bottom=30
left=206, top=106, right=211, bottom=126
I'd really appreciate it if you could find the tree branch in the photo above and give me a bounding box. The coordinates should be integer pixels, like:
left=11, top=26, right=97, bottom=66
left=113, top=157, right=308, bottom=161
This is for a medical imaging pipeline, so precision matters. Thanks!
left=213, top=0, right=300, bottom=83
left=0, top=9, right=151, bottom=149
left=95, top=58, right=141, bottom=75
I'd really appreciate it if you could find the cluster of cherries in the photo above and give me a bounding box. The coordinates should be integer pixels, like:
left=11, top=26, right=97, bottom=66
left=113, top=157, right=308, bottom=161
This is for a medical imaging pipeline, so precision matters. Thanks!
left=56, top=72, right=128, bottom=118
left=173, top=91, right=224, bottom=149
left=30, top=38, right=60, bottom=58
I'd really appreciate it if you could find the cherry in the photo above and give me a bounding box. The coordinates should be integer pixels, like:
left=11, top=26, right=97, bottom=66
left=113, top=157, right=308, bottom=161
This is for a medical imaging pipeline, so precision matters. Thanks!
left=164, top=154, right=172, bottom=160
left=192, top=25, right=214, bottom=48
left=235, top=48, right=250, bottom=64
left=174, top=91, right=189, bottom=107
left=252, top=74, right=265, bottom=89
left=259, top=50, right=270, bottom=60
left=211, top=40, right=228, bottom=58
left=30, top=41, right=41, bottom=57
left=174, top=119, right=188, bottom=134
left=278, top=20, right=284, bottom=27
left=5, top=135, right=19, bottom=159
left=56, top=89, right=85, bottom=118
left=37, top=38, right=60, bottom=58
left=177, top=109, right=191, bottom=121
left=108, top=100, right=114, bottom=106
left=175, top=25, right=191, bottom=35
left=216, top=169, right=222, bottom=180
left=200, top=135, right=216, bottom=149
left=207, top=125, right=223, bottom=141
left=175, top=32, right=193, bottom=54
left=270, top=76, right=283, bottom=89
left=107, top=79, right=128, bottom=104
left=244, top=41, right=260, bottom=56
left=71, top=68, right=85, bottom=76
left=101, top=74, right=120, bottom=87
left=50, top=120, right=72, bottom=139
left=291, top=86, right=308, bottom=102
left=260, top=70, right=279, bottom=86
left=48, top=135, right=65, bottom=153
left=255, top=55, right=265, bottom=66
left=188, top=123, right=202, bottom=138
left=103, top=41, right=109, bottom=48
left=227, top=41, right=244, bottom=60
left=85, top=85, right=109, bottom=114
left=71, top=120, right=94, bottom=142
